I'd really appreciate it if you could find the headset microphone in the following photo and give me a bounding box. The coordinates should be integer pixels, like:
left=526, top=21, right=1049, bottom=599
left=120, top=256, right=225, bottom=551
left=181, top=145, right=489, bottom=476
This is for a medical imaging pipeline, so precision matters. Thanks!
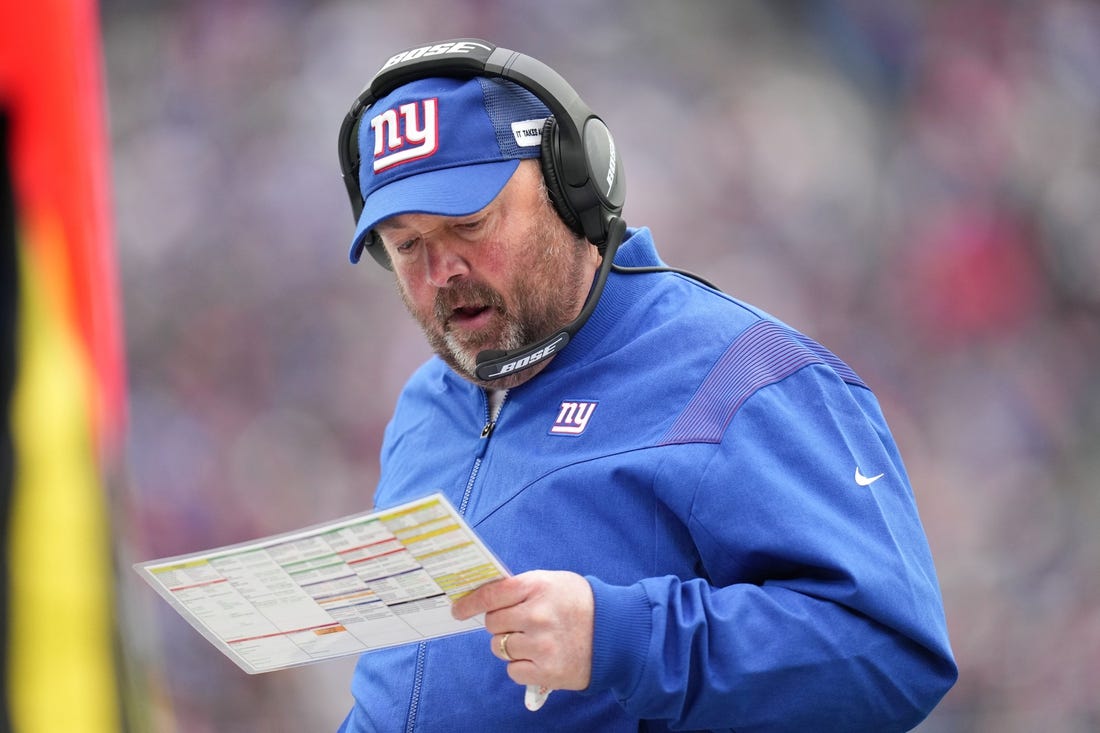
left=474, top=216, right=625, bottom=381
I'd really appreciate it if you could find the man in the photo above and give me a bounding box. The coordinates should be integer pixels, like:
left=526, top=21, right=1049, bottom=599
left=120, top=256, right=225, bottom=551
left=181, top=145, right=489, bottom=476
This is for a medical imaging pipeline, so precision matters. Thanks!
left=335, top=42, right=956, bottom=732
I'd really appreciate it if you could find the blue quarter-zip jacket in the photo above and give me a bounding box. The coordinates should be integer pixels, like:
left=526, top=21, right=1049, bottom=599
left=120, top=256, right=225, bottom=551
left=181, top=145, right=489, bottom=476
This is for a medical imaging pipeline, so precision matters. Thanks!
left=338, top=227, right=957, bottom=732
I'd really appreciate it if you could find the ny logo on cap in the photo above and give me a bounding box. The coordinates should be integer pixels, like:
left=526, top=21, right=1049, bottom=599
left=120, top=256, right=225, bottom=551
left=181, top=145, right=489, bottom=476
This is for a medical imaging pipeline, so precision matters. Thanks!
left=370, top=98, right=439, bottom=172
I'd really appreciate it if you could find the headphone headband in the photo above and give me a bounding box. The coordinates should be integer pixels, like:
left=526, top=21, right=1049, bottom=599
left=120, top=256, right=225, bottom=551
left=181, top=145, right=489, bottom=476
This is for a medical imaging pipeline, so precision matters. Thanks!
left=338, top=38, right=625, bottom=256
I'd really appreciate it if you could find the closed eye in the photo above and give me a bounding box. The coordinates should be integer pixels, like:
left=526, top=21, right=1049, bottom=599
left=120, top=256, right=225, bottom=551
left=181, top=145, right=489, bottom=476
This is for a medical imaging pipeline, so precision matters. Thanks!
left=453, top=217, right=487, bottom=237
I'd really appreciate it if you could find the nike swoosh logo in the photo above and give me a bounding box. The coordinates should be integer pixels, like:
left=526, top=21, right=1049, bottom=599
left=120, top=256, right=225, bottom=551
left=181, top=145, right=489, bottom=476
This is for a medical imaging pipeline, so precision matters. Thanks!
left=854, top=467, right=884, bottom=486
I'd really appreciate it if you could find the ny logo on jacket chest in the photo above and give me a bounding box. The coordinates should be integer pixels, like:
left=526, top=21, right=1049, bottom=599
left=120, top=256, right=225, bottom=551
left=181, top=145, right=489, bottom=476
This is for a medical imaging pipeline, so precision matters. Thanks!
left=549, top=400, right=598, bottom=436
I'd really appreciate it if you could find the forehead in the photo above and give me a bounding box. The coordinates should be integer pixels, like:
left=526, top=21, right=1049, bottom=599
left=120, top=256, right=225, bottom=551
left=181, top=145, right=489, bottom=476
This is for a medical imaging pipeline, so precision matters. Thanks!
left=375, top=211, right=456, bottom=235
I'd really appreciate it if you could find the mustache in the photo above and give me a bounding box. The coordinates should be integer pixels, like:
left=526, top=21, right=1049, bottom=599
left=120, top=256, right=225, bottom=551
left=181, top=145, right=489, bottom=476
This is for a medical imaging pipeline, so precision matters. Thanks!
left=433, top=281, right=507, bottom=324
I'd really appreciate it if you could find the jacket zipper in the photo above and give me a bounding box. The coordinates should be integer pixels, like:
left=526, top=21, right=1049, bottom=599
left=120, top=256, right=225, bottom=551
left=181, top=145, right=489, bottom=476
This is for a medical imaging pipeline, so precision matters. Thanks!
left=462, top=389, right=505, bottom=513
left=404, top=643, right=427, bottom=733
left=405, top=389, right=506, bottom=732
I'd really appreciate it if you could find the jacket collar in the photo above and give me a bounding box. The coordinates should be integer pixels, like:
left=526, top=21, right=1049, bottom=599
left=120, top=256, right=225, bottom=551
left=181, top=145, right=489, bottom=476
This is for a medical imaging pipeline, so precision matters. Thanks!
left=536, top=226, right=661, bottom=376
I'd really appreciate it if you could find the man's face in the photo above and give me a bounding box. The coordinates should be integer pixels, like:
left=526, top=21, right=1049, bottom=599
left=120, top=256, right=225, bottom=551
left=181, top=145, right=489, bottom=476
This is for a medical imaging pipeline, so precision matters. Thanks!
left=376, top=161, right=599, bottom=389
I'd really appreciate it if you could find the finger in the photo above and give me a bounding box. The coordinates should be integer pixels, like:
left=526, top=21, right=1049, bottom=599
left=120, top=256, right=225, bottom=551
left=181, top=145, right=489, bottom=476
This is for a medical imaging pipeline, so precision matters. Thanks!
left=503, top=659, right=542, bottom=687
left=451, top=579, right=504, bottom=620
left=452, top=575, right=532, bottom=620
left=481, top=605, right=526, bottom=635
left=493, top=632, right=517, bottom=663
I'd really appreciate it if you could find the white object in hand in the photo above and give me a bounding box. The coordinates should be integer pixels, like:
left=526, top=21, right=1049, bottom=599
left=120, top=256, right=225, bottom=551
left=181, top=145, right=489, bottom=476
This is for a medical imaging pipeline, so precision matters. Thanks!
left=525, top=684, right=551, bottom=711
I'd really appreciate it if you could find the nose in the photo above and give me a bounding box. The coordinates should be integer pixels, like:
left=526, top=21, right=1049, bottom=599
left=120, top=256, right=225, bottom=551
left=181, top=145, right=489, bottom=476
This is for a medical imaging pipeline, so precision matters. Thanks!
left=424, top=237, right=469, bottom=288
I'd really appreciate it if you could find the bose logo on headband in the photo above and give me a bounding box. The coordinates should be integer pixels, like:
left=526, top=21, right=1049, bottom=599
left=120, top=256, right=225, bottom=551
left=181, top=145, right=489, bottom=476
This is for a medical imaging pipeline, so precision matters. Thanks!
left=380, top=41, right=493, bottom=71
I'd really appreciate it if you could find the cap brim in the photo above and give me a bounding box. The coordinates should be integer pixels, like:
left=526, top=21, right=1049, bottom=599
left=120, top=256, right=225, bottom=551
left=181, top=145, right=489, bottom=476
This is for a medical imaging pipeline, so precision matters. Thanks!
left=348, top=159, right=522, bottom=264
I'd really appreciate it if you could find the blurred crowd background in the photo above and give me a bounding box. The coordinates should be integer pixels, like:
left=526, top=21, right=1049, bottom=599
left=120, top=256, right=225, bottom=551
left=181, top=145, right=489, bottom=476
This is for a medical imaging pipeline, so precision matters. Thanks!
left=99, top=0, right=1100, bottom=730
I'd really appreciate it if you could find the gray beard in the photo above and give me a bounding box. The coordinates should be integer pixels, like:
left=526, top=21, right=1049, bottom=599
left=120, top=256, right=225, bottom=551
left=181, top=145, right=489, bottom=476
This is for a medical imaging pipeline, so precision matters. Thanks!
left=441, top=320, right=524, bottom=379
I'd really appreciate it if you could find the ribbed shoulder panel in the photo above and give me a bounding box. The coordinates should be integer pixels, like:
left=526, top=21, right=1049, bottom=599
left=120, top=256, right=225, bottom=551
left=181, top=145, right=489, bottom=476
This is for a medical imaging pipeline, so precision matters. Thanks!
left=658, top=320, right=866, bottom=446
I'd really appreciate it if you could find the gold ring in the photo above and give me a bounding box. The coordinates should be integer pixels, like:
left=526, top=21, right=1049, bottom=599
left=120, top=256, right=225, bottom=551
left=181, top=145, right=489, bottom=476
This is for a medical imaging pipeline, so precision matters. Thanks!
left=499, top=633, right=514, bottom=662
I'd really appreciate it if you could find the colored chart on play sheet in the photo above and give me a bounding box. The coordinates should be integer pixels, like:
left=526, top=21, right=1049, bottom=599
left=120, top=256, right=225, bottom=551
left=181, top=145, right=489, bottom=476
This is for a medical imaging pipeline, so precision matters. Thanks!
left=135, top=494, right=508, bottom=674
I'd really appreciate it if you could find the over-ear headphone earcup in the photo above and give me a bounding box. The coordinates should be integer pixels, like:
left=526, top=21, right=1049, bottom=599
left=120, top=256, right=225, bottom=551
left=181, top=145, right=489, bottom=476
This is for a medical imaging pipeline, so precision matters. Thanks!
left=539, top=116, right=583, bottom=237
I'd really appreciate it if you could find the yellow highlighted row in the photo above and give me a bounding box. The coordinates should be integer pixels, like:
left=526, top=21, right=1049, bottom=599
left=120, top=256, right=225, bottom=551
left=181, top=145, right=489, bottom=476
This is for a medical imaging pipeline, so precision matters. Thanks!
left=435, top=563, right=503, bottom=592
left=150, top=558, right=210, bottom=574
left=377, top=498, right=442, bottom=523
left=400, top=522, right=462, bottom=548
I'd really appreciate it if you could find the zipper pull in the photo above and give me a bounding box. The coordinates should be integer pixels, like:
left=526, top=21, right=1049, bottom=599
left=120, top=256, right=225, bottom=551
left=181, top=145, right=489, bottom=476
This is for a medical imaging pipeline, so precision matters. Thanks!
left=482, top=389, right=506, bottom=439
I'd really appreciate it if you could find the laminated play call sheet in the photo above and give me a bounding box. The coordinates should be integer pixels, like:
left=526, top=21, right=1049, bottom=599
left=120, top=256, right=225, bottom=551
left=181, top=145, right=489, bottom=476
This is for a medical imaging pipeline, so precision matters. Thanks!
left=135, top=493, right=508, bottom=674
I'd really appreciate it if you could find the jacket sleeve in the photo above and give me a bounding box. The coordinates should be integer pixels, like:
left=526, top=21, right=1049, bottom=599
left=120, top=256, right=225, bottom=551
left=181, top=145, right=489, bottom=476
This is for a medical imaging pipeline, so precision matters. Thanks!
left=584, top=364, right=957, bottom=732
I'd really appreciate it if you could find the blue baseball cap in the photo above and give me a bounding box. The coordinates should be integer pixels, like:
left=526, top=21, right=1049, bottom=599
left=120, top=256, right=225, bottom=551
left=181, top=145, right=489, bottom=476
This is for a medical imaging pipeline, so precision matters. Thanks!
left=349, top=76, right=551, bottom=264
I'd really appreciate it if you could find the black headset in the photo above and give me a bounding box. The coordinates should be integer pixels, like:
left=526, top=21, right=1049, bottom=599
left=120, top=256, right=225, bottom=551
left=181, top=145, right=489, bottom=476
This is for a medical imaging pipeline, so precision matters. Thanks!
left=337, top=38, right=626, bottom=269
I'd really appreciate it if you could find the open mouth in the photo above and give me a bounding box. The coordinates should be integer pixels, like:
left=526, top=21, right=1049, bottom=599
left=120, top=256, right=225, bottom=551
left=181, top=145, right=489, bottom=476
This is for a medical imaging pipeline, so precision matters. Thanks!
left=436, top=282, right=506, bottom=333
left=448, top=304, right=493, bottom=329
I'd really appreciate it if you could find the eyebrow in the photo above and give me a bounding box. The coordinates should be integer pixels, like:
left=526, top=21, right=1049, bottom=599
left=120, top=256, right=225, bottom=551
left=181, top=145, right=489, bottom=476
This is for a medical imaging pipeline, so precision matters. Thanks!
left=374, top=218, right=410, bottom=234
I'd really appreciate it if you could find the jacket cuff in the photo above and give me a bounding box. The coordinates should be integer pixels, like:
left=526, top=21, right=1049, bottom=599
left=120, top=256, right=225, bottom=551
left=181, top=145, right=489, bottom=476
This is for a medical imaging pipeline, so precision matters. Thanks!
left=585, top=575, right=653, bottom=697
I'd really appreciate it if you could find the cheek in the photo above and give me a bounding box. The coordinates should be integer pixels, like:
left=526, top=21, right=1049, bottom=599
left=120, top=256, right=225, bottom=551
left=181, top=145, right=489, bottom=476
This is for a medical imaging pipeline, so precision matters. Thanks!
left=470, top=239, right=510, bottom=278
left=394, top=272, right=434, bottom=318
